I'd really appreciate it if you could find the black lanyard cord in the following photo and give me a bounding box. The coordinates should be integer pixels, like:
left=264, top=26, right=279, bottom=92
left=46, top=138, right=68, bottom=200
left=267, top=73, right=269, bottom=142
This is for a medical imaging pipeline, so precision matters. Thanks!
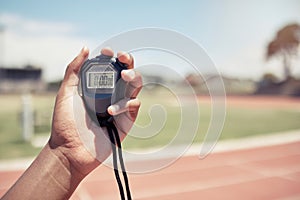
left=111, top=124, right=132, bottom=199
left=101, top=118, right=132, bottom=200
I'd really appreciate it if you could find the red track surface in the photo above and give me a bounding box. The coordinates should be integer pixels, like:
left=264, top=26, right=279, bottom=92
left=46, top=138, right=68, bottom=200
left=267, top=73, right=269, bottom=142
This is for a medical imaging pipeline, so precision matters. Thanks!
left=2, top=141, right=299, bottom=199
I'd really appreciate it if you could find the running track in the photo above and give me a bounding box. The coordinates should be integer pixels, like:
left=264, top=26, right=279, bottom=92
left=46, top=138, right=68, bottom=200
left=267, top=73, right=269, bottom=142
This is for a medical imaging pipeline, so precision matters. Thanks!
left=1, top=140, right=300, bottom=199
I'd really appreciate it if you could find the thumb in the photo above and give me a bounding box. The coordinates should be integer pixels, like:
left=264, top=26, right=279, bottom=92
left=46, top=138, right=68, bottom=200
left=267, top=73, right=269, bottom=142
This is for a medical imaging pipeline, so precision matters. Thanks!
left=62, top=47, right=89, bottom=87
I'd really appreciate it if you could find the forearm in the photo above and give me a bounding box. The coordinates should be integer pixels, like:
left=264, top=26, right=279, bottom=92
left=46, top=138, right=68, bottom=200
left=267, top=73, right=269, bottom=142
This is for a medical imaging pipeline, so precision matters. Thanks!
left=1, top=143, right=84, bottom=200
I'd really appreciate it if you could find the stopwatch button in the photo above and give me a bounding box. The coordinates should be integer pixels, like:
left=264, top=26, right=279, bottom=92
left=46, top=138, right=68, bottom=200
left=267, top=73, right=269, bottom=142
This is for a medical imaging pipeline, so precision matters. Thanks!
left=116, top=58, right=128, bottom=69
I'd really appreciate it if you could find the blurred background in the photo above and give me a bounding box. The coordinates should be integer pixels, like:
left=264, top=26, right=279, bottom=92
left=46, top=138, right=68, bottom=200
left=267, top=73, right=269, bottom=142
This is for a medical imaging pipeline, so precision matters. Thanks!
left=0, top=0, right=300, bottom=199
left=0, top=0, right=299, bottom=158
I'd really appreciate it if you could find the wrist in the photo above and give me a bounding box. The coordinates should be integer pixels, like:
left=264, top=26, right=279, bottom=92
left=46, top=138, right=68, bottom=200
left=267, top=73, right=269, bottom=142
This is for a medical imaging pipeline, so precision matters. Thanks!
left=2, top=142, right=85, bottom=200
left=44, top=142, right=85, bottom=198
left=48, top=134, right=101, bottom=177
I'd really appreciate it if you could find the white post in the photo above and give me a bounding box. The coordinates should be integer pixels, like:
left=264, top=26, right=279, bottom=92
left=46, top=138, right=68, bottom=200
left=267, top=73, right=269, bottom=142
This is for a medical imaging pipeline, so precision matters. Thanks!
left=21, top=94, right=34, bottom=142
left=0, top=24, right=5, bottom=67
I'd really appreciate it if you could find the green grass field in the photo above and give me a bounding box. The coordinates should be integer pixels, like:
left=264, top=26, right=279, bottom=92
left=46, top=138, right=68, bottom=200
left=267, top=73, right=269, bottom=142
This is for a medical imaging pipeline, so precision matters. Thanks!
left=122, top=89, right=300, bottom=149
left=0, top=90, right=300, bottom=160
left=0, top=94, right=55, bottom=159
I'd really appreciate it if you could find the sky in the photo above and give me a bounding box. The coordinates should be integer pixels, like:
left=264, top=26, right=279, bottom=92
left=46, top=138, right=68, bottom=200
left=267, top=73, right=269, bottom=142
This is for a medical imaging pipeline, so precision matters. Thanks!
left=0, top=0, right=300, bottom=81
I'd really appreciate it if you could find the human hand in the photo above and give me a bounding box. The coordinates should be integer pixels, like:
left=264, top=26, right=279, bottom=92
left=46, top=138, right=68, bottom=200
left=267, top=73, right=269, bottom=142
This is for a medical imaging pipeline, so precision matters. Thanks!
left=50, top=47, right=142, bottom=176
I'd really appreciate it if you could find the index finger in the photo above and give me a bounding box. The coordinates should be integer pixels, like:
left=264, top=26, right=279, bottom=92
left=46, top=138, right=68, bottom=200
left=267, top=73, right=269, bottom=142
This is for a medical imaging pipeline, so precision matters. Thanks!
left=117, top=51, right=134, bottom=69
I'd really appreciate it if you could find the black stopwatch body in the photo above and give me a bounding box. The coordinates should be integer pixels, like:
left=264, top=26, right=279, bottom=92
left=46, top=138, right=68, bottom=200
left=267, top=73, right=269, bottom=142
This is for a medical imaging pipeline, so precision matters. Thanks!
left=79, top=55, right=132, bottom=199
left=79, top=54, right=128, bottom=124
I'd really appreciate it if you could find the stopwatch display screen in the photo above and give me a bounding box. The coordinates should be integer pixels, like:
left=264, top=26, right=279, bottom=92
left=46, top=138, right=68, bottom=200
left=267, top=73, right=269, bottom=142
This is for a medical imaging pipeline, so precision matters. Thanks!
left=87, top=72, right=115, bottom=89
left=79, top=54, right=127, bottom=119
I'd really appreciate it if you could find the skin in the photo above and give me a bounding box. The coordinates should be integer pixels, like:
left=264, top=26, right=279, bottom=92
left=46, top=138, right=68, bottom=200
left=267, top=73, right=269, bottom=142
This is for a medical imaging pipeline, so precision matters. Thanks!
left=1, top=47, right=142, bottom=200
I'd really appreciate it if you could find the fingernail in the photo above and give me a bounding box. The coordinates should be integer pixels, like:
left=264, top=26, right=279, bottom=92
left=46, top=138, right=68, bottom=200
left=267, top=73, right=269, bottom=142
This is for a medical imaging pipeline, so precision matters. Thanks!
left=101, top=47, right=114, bottom=57
left=124, top=69, right=135, bottom=80
left=80, top=46, right=89, bottom=56
left=81, top=46, right=86, bottom=52
left=109, top=105, right=120, bottom=115
left=117, top=51, right=125, bottom=57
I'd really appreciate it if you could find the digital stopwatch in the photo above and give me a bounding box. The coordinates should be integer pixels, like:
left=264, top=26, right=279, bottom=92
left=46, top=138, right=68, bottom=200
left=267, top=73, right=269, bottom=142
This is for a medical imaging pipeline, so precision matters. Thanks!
left=79, top=53, right=132, bottom=200
left=79, top=54, right=128, bottom=124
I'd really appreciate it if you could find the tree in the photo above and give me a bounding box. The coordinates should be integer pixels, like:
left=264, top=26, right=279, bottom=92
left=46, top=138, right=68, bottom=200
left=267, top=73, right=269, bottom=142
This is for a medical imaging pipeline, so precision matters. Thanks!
left=266, top=23, right=300, bottom=80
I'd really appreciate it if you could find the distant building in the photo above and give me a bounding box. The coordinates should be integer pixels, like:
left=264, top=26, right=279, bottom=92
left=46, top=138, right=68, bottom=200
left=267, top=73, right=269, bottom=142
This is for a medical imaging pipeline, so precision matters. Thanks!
left=0, top=66, right=46, bottom=93
left=255, top=77, right=300, bottom=96
left=185, top=74, right=256, bottom=95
